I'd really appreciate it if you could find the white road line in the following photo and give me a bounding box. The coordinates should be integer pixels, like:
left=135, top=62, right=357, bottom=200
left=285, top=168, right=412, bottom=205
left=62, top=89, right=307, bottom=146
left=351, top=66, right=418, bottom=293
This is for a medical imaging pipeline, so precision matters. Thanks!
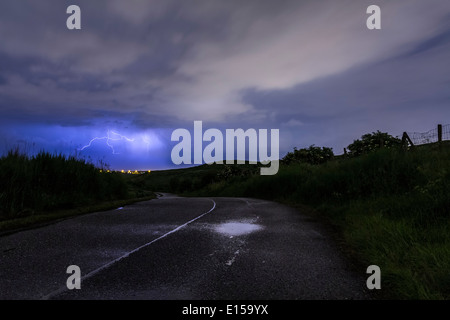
left=41, top=199, right=216, bottom=300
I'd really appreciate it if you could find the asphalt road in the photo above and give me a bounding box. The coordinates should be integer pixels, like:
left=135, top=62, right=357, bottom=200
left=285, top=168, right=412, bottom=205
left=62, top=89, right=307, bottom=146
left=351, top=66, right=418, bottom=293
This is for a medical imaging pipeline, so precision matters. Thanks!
left=0, top=194, right=371, bottom=300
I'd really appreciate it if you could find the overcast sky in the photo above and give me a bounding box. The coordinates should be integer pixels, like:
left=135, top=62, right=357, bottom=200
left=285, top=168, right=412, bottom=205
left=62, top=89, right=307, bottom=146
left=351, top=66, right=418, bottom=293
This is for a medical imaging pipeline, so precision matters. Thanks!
left=1, top=0, right=449, bottom=170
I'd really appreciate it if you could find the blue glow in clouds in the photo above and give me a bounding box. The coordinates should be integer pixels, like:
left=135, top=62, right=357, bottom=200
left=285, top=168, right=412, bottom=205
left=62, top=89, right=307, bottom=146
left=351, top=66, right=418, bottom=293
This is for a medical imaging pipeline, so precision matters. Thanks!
left=0, top=124, right=171, bottom=170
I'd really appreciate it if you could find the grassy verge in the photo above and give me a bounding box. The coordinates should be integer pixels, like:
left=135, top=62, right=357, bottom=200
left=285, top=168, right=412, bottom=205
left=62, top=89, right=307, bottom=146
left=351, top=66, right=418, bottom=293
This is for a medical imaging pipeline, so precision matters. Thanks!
left=0, top=150, right=156, bottom=233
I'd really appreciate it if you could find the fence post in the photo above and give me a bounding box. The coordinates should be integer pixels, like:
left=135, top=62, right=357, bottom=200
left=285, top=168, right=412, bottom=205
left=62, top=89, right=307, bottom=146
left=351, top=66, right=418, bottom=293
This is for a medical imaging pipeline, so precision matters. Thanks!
left=438, top=124, right=442, bottom=143
left=402, top=132, right=414, bottom=149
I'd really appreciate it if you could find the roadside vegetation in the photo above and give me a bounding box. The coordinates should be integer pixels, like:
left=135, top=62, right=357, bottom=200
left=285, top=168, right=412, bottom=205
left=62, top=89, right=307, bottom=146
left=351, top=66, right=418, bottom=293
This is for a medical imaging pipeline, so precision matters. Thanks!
left=141, top=131, right=450, bottom=300
left=0, top=150, right=154, bottom=231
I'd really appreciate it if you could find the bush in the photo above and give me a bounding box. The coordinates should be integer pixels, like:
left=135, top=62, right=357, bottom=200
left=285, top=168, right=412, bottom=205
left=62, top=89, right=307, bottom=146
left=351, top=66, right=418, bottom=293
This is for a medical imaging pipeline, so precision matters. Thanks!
left=347, top=130, right=402, bottom=157
left=282, top=145, right=334, bottom=165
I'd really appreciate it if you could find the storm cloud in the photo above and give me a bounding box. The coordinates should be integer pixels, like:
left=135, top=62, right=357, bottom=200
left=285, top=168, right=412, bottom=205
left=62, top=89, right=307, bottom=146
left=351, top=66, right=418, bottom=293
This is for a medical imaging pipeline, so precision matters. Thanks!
left=1, top=0, right=449, bottom=169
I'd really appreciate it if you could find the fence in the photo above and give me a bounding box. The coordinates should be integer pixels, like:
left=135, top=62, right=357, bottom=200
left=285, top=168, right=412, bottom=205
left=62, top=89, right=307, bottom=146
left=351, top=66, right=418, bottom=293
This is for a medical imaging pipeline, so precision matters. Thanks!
left=403, top=124, right=450, bottom=146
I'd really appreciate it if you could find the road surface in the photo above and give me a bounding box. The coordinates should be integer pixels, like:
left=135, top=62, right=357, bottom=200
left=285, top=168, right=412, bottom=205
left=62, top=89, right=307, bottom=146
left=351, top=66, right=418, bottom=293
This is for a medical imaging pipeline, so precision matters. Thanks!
left=0, top=194, right=371, bottom=300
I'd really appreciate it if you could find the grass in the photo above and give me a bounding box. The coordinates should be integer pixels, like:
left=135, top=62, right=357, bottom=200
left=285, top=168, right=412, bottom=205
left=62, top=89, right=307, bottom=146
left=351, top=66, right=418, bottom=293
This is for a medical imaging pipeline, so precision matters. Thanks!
left=0, top=149, right=156, bottom=232
left=139, top=143, right=450, bottom=299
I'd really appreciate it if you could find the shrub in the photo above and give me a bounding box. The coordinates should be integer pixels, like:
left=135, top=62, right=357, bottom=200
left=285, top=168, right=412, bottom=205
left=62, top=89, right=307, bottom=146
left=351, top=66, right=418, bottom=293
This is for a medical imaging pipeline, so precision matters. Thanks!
left=347, top=130, right=402, bottom=157
left=282, top=145, right=334, bottom=165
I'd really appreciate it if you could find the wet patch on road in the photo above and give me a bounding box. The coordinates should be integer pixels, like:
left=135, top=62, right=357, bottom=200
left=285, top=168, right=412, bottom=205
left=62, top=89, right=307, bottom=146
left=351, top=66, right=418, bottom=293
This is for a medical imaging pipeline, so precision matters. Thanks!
left=213, top=221, right=263, bottom=237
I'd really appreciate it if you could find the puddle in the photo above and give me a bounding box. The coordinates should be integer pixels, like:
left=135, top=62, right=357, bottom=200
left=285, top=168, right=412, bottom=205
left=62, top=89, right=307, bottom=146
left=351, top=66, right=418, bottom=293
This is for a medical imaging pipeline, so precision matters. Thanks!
left=214, top=222, right=263, bottom=236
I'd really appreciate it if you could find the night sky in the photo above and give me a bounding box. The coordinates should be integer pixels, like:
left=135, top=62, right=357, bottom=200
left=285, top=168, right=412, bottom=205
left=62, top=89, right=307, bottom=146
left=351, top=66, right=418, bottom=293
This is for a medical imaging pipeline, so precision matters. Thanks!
left=1, top=0, right=449, bottom=170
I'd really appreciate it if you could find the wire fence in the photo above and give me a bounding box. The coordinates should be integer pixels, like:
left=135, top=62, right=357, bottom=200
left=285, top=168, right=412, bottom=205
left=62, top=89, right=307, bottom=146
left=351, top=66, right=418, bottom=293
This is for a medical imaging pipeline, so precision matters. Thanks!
left=444, top=124, right=450, bottom=140
left=405, top=124, right=450, bottom=146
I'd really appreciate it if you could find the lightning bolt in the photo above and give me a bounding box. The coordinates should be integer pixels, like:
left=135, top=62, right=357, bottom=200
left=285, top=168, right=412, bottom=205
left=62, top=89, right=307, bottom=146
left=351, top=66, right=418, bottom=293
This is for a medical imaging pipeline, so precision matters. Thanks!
left=79, top=130, right=134, bottom=154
